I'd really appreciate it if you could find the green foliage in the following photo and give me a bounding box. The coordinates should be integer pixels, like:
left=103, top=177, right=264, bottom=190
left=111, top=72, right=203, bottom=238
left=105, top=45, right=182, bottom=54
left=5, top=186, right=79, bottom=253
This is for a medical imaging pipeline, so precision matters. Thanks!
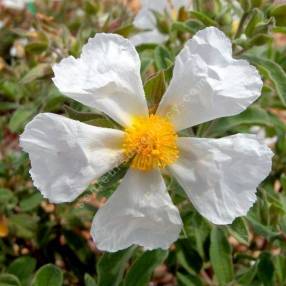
left=210, top=227, right=234, bottom=285
left=0, top=0, right=286, bottom=285
left=97, top=247, right=134, bottom=286
left=7, top=256, right=36, bottom=286
left=250, top=56, right=286, bottom=106
left=124, top=249, right=168, bottom=286
left=0, top=274, right=21, bottom=286
left=31, top=264, right=63, bottom=286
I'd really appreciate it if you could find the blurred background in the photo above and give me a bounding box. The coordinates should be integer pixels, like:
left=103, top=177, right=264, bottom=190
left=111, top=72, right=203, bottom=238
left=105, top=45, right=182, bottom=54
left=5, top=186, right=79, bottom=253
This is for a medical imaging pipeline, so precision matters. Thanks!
left=0, top=0, right=286, bottom=285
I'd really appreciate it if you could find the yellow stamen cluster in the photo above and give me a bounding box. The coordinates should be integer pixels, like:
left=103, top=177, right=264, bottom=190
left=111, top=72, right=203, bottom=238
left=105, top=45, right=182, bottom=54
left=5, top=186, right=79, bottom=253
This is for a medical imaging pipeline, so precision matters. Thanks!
left=123, top=115, right=179, bottom=171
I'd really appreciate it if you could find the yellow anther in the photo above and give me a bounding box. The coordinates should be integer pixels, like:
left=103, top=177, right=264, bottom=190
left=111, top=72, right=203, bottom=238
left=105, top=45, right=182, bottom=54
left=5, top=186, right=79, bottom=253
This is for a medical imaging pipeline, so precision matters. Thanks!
left=123, top=115, right=179, bottom=171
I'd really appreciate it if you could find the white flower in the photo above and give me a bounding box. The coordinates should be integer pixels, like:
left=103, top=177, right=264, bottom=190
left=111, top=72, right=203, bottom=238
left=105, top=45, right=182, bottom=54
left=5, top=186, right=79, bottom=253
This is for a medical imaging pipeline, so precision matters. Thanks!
left=130, top=0, right=192, bottom=46
left=1, top=0, right=33, bottom=10
left=20, top=27, right=273, bottom=252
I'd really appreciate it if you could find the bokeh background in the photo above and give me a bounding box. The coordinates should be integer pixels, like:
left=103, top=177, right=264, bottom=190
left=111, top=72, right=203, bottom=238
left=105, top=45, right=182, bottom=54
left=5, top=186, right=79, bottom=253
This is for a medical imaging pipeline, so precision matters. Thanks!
left=0, top=0, right=286, bottom=285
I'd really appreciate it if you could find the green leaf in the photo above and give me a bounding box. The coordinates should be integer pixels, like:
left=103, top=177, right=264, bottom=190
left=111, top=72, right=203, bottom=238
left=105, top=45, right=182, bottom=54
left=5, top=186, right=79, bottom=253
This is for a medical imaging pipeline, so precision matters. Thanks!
left=154, top=46, right=172, bottom=70
left=97, top=247, right=135, bottom=286
left=65, top=105, right=119, bottom=128
left=113, top=24, right=136, bottom=37
left=246, top=216, right=281, bottom=239
left=273, top=255, right=286, bottom=284
left=281, top=174, right=286, bottom=191
left=43, top=94, right=65, bottom=112
left=257, top=253, right=274, bottom=286
left=245, top=8, right=263, bottom=36
left=236, top=263, right=257, bottom=285
left=144, top=71, right=166, bottom=112
left=84, top=1, right=99, bottom=15
left=210, top=227, right=234, bottom=285
left=239, top=0, right=251, bottom=11
left=32, top=264, right=63, bottom=286
left=190, top=11, right=217, bottom=26
left=247, top=33, right=272, bottom=47
left=210, top=106, right=272, bottom=136
left=9, top=214, right=38, bottom=240
left=19, top=192, right=43, bottom=212
left=64, top=105, right=100, bottom=121
left=273, top=26, right=286, bottom=34
left=0, top=103, right=18, bottom=111
left=192, top=213, right=211, bottom=259
left=185, top=19, right=204, bottom=33
left=177, top=239, right=203, bottom=273
left=8, top=256, right=36, bottom=286
left=245, top=55, right=286, bottom=106
left=140, top=57, right=153, bottom=75
left=97, top=164, right=128, bottom=189
left=153, top=11, right=170, bottom=34
left=0, top=188, right=18, bottom=209
left=21, top=64, right=51, bottom=84
left=177, top=272, right=203, bottom=286
left=84, top=274, right=97, bottom=286
left=0, top=274, right=21, bottom=286
left=269, top=3, right=286, bottom=16
left=171, top=21, right=194, bottom=33
left=0, top=81, right=22, bottom=100
left=251, top=0, right=263, bottom=7
left=228, top=218, right=250, bottom=245
left=125, top=249, right=168, bottom=286
left=25, top=42, right=48, bottom=55
left=8, top=107, right=35, bottom=133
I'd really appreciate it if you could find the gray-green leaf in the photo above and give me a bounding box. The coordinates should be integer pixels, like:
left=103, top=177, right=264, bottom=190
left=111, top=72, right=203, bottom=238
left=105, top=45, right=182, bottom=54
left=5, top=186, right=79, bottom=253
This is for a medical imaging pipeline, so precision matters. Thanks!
left=31, top=264, right=63, bottom=286
left=210, top=227, right=234, bottom=285
left=97, top=247, right=135, bottom=286
left=124, top=249, right=168, bottom=286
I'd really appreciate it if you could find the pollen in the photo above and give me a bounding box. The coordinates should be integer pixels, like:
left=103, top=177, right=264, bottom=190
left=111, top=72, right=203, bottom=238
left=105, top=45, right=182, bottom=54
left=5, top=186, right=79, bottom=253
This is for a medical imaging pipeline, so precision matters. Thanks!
left=123, top=115, right=179, bottom=171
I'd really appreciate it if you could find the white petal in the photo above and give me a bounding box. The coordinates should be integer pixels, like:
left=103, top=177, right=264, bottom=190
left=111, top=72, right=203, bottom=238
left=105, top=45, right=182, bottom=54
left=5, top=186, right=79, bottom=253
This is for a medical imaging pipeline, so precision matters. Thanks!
left=20, top=113, right=125, bottom=203
left=157, top=27, right=263, bottom=131
left=130, top=29, right=168, bottom=46
left=131, top=2, right=169, bottom=46
left=91, top=168, right=182, bottom=252
left=52, top=33, right=148, bottom=127
left=133, top=7, right=157, bottom=30
left=139, top=0, right=169, bottom=13
left=169, top=134, right=273, bottom=224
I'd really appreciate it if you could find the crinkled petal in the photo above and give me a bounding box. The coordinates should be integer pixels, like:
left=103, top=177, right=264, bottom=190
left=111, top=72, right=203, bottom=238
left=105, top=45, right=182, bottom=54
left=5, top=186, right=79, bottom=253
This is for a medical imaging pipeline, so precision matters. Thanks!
left=91, top=168, right=182, bottom=252
left=157, top=27, right=263, bottom=131
left=20, top=113, right=125, bottom=203
left=169, top=134, right=273, bottom=224
left=52, top=33, right=148, bottom=127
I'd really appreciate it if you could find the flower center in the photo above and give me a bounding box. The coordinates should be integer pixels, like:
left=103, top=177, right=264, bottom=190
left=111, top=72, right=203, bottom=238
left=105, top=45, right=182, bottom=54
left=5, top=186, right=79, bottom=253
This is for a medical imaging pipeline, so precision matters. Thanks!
left=123, top=115, right=179, bottom=171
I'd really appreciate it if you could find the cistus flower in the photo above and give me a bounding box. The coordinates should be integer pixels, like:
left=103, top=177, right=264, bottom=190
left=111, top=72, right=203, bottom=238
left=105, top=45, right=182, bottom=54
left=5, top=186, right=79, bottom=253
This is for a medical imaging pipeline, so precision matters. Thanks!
left=130, top=0, right=192, bottom=46
left=20, top=27, right=273, bottom=252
